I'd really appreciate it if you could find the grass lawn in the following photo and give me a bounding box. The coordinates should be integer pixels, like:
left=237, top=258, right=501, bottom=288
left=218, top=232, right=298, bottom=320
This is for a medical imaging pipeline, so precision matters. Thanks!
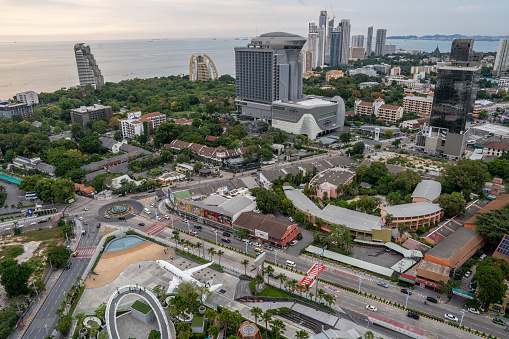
left=15, top=227, right=62, bottom=243
left=257, top=285, right=293, bottom=298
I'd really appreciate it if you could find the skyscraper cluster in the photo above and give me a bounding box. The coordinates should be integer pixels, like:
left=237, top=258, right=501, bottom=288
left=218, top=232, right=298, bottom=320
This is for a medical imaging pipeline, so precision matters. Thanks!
left=74, top=43, right=104, bottom=89
left=305, top=10, right=389, bottom=70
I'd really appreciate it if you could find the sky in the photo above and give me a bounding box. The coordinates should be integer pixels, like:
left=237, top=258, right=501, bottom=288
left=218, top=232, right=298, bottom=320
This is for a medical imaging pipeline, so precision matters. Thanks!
left=0, top=0, right=508, bottom=42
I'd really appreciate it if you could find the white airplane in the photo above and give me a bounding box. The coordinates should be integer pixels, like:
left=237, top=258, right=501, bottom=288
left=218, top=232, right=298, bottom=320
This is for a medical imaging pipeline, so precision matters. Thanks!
left=156, top=260, right=222, bottom=294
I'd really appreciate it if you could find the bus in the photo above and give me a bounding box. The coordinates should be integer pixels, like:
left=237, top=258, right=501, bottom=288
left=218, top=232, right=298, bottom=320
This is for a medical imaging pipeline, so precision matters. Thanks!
left=25, top=192, right=38, bottom=201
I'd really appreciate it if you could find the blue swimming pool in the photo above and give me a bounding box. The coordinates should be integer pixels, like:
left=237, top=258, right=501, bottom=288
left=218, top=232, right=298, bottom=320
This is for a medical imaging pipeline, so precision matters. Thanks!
left=105, top=236, right=144, bottom=252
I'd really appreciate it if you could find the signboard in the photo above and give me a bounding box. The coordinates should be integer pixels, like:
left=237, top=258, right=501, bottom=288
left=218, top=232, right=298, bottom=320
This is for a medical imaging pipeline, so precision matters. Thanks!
left=167, top=189, right=176, bottom=206
left=177, top=200, right=204, bottom=216
left=415, top=278, right=437, bottom=288
left=203, top=209, right=232, bottom=227
left=255, top=229, right=269, bottom=241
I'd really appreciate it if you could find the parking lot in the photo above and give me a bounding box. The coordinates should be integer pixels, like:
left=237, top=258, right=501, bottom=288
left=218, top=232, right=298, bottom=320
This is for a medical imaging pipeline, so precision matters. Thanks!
left=349, top=244, right=403, bottom=268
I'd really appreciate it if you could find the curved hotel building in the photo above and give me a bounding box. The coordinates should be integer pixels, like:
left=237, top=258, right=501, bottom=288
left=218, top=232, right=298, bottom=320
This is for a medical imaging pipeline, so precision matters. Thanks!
left=189, top=53, right=218, bottom=82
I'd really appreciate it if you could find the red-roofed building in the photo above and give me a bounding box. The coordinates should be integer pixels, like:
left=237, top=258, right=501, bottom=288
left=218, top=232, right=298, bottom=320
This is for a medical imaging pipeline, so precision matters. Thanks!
left=119, top=111, right=166, bottom=139
left=75, top=183, right=95, bottom=197
left=482, top=141, right=509, bottom=158
left=174, top=118, right=194, bottom=125
left=205, top=135, right=218, bottom=143
left=377, top=104, right=404, bottom=123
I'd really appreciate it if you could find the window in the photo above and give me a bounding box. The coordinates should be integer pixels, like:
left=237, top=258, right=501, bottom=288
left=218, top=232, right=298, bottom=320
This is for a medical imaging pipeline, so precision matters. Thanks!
left=317, top=111, right=336, bottom=121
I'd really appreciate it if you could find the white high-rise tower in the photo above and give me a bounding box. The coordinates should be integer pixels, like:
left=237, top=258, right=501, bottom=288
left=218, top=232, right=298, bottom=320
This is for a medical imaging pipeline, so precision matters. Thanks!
left=74, top=43, right=104, bottom=88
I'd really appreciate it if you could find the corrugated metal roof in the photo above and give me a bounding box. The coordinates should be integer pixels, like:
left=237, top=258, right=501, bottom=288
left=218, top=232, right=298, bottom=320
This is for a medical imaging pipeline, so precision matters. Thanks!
left=382, top=202, right=442, bottom=218
left=411, top=180, right=442, bottom=201
left=318, top=205, right=384, bottom=232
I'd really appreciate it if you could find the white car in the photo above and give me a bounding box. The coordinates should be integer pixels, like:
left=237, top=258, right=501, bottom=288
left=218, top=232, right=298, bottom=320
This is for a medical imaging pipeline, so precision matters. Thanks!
left=290, top=240, right=298, bottom=246
left=444, top=314, right=458, bottom=322
left=252, top=242, right=261, bottom=247
left=156, top=216, right=161, bottom=221
left=150, top=203, right=155, bottom=208
left=79, top=217, right=84, bottom=220
left=104, top=215, right=110, bottom=219
left=211, top=229, right=218, bottom=233
left=366, top=305, right=377, bottom=312
left=83, top=207, right=89, bottom=211
left=190, top=231, right=198, bottom=236
left=164, top=215, right=169, bottom=219
left=469, top=308, right=480, bottom=314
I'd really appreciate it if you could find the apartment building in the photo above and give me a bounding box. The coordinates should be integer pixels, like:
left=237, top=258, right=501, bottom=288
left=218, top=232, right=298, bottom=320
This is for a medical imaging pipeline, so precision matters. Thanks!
left=377, top=104, right=404, bottom=123
left=0, top=100, right=34, bottom=119
left=16, top=91, right=39, bottom=106
left=70, top=104, right=113, bottom=128
left=119, top=111, right=166, bottom=139
left=403, top=95, right=434, bottom=117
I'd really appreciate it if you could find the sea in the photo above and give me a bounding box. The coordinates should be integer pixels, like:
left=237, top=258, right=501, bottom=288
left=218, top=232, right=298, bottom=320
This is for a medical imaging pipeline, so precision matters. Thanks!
left=0, top=38, right=501, bottom=100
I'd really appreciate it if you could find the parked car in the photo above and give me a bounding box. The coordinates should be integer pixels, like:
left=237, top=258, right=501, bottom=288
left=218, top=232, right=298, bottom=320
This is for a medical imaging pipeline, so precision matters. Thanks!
left=72, top=251, right=78, bottom=257
left=366, top=305, right=377, bottom=312
left=234, top=235, right=242, bottom=240
left=469, top=308, right=480, bottom=314
left=138, top=223, right=145, bottom=226
left=118, top=216, right=126, bottom=220
left=407, top=311, right=420, bottom=320
left=444, top=314, right=458, bottom=322
left=38, top=220, right=46, bottom=224
left=83, top=207, right=89, bottom=211
left=221, top=237, right=231, bottom=243
left=464, top=270, right=472, bottom=278
left=194, top=225, right=202, bottom=230
left=493, top=318, right=505, bottom=326
left=426, top=296, right=438, bottom=303
left=190, top=231, right=198, bottom=236
left=265, top=246, right=274, bottom=251
left=290, top=240, right=298, bottom=246
left=252, top=242, right=261, bottom=247
left=400, top=289, right=412, bottom=295
left=104, top=215, right=111, bottom=219
left=223, top=232, right=231, bottom=237
left=172, top=230, right=180, bottom=235
left=377, top=281, right=389, bottom=288
left=255, top=248, right=264, bottom=253
left=63, top=262, right=72, bottom=270
left=297, top=233, right=303, bottom=240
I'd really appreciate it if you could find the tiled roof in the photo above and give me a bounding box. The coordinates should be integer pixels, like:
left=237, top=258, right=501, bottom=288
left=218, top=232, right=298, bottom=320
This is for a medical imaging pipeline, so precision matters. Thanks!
left=483, top=141, right=509, bottom=152
left=234, top=212, right=296, bottom=239
left=379, top=104, right=401, bottom=110
left=358, top=101, right=373, bottom=107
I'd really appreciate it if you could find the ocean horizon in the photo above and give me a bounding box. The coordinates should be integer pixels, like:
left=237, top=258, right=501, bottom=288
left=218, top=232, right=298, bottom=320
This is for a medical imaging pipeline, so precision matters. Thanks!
left=0, top=37, right=501, bottom=100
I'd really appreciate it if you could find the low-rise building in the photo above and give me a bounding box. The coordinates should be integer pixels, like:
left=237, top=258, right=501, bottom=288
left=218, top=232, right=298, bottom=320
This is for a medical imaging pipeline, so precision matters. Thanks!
left=377, top=104, right=404, bottom=123
left=403, top=95, right=434, bottom=117
left=325, top=70, right=344, bottom=82
left=309, top=167, right=355, bottom=200
left=390, top=66, right=401, bottom=76
left=12, top=156, right=55, bottom=176
left=70, top=104, right=113, bottom=128
left=173, top=118, right=193, bottom=125
left=481, top=141, right=509, bottom=158
left=411, top=180, right=441, bottom=203
left=0, top=100, right=34, bottom=119
left=234, top=212, right=299, bottom=247
left=119, top=111, right=166, bottom=139
left=349, top=66, right=377, bottom=77
left=359, top=82, right=379, bottom=89
left=176, top=163, right=194, bottom=174
left=354, top=98, right=384, bottom=116
left=493, top=234, right=509, bottom=263
left=15, top=91, right=39, bottom=106
left=400, top=118, right=429, bottom=130
left=75, top=183, right=95, bottom=197
left=380, top=202, right=443, bottom=231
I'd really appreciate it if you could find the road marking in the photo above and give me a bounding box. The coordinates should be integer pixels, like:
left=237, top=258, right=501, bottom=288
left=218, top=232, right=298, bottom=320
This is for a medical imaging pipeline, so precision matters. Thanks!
left=141, top=224, right=166, bottom=236
left=75, top=246, right=97, bottom=258
left=142, top=196, right=157, bottom=203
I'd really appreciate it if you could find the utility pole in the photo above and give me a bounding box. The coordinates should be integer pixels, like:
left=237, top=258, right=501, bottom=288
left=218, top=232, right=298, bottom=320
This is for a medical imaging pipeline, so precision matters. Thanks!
left=460, top=309, right=466, bottom=327
left=358, top=277, right=363, bottom=293
left=405, top=293, right=410, bottom=310
left=315, top=245, right=327, bottom=302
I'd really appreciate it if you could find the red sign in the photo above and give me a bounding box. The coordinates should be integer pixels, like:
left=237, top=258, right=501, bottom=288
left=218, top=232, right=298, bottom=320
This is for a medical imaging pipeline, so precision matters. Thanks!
left=416, top=278, right=437, bottom=288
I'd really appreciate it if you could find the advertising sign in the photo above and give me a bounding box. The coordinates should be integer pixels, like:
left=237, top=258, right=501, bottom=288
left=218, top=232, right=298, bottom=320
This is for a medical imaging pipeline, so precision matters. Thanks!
left=255, top=229, right=269, bottom=240
left=167, top=189, right=176, bottom=206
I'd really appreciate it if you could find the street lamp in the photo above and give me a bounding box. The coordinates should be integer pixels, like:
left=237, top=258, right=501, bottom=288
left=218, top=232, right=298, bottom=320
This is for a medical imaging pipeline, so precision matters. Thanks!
left=275, top=251, right=277, bottom=265
left=315, top=245, right=327, bottom=302
left=405, top=293, right=410, bottom=310
left=358, top=277, right=363, bottom=293
left=460, top=310, right=466, bottom=327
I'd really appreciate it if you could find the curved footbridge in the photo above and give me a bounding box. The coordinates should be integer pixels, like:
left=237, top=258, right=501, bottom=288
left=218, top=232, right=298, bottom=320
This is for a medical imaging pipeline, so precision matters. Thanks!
left=105, top=285, right=175, bottom=339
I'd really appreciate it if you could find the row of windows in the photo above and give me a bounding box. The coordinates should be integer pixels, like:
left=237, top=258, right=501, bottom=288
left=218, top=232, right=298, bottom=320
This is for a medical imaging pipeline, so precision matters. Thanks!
left=317, top=111, right=336, bottom=121
left=273, top=113, right=299, bottom=122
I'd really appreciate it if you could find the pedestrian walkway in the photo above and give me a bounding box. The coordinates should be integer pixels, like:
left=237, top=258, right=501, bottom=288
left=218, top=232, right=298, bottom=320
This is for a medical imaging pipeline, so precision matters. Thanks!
left=298, top=277, right=315, bottom=287
left=141, top=223, right=166, bottom=236
left=307, top=263, right=324, bottom=277
left=76, top=246, right=97, bottom=258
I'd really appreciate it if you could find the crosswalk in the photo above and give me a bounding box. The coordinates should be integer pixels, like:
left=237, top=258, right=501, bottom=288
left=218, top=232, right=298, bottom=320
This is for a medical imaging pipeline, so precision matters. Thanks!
left=142, top=223, right=166, bottom=236
left=298, top=277, right=315, bottom=287
left=307, top=263, right=325, bottom=277
left=75, top=246, right=97, bottom=258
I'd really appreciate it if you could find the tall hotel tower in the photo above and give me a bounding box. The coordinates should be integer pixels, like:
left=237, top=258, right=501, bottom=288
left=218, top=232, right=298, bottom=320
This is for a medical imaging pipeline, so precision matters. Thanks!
left=74, top=43, right=104, bottom=89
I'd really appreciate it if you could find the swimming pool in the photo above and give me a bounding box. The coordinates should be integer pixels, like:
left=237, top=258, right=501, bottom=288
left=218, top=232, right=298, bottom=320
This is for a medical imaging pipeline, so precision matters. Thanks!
left=105, top=236, right=145, bottom=252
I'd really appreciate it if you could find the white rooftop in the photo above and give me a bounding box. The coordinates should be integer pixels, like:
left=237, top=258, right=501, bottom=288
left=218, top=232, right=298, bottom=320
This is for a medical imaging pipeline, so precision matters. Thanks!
left=382, top=202, right=442, bottom=218
left=472, top=124, right=509, bottom=137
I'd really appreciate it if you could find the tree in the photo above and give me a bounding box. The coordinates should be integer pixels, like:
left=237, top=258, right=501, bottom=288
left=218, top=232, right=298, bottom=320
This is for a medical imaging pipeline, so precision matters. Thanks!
left=251, top=188, right=280, bottom=214
left=270, top=319, right=286, bottom=339
left=397, top=222, right=406, bottom=245
left=339, top=132, right=352, bottom=143
left=366, top=161, right=388, bottom=184
left=217, top=250, right=224, bottom=265
left=51, top=178, right=75, bottom=202
left=296, top=330, right=310, bottom=339
left=440, top=159, right=490, bottom=197
left=0, top=261, right=33, bottom=297
left=55, top=315, right=72, bottom=335
left=278, top=273, right=287, bottom=290
left=19, top=174, right=44, bottom=192
left=261, top=311, right=272, bottom=339
left=208, top=247, right=216, bottom=261
left=148, top=330, right=161, bottom=339
left=265, top=265, right=275, bottom=284
left=384, top=129, right=394, bottom=138
left=47, top=246, right=70, bottom=267
left=476, top=204, right=509, bottom=243
left=364, top=331, right=375, bottom=339
left=250, top=306, right=263, bottom=324
left=436, top=193, right=466, bottom=218
left=392, top=138, right=401, bottom=147
left=208, top=325, right=220, bottom=339
left=348, top=141, right=365, bottom=156
left=71, top=123, right=84, bottom=140
left=357, top=195, right=379, bottom=213
left=293, top=211, right=304, bottom=224
left=472, top=258, right=509, bottom=307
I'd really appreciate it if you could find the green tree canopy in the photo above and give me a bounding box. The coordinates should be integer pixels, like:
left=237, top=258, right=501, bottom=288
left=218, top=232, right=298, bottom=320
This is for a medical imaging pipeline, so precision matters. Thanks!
left=436, top=192, right=466, bottom=218
left=476, top=204, right=509, bottom=243
left=47, top=246, right=70, bottom=268
left=440, top=159, right=489, bottom=198
left=0, top=261, right=33, bottom=297
left=472, top=258, right=509, bottom=307
left=251, top=188, right=281, bottom=214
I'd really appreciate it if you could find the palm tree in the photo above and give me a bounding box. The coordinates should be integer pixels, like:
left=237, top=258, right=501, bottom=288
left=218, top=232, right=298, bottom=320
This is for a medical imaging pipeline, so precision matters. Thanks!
left=397, top=222, right=406, bottom=244
left=278, top=273, right=287, bottom=290
left=250, top=307, right=263, bottom=324
left=265, top=265, right=274, bottom=285
left=204, top=309, right=216, bottom=326
left=241, top=259, right=249, bottom=275
left=324, top=293, right=335, bottom=311
left=384, top=213, right=394, bottom=227
left=287, top=279, right=298, bottom=296
left=261, top=311, right=272, bottom=339
left=254, top=274, right=264, bottom=291
left=218, top=309, right=232, bottom=337
left=317, top=288, right=325, bottom=304
left=270, top=319, right=286, bottom=339
left=173, top=235, right=180, bottom=248
left=195, top=242, right=203, bottom=258
left=216, top=250, right=224, bottom=266
left=295, top=330, right=310, bottom=339
left=303, top=283, right=311, bottom=299
left=208, top=247, right=216, bottom=261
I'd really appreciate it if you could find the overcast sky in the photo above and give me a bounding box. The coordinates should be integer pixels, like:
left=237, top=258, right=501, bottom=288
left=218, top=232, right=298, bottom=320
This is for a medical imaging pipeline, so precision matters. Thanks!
left=0, top=0, right=507, bottom=42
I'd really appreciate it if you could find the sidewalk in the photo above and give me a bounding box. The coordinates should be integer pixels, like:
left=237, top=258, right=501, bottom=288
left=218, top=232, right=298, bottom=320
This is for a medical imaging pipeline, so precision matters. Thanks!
left=10, top=269, right=62, bottom=338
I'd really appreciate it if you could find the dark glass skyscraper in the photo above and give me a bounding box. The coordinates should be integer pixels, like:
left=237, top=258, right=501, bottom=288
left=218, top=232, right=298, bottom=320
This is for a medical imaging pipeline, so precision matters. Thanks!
left=429, top=39, right=481, bottom=134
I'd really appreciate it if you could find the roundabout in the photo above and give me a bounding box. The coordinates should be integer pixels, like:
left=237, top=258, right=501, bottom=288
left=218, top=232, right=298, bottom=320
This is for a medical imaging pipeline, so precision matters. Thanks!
left=97, top=200, right=144, bottom=222
left=105, top=204, right=132, bottom=217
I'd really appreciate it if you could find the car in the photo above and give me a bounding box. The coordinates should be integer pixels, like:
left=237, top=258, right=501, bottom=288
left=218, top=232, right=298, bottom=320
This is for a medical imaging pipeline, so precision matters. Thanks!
left=252, top=242, right=261, bottom=247
left=464, top=270, right=472, bottom=278
left=194, top=225, right=202, bottom=230
left=493, top=318, right=505, bottom=326
left=366, top=305, right=377, bottom=312
left=84, top=220, right=88, bottom=225
left=297, top=233, right=303, bottom=240
left=377, top=281, right=389, bottom=288
left=234, top=235, right=242, bottom=240
left=96, top=223, right=101, bottom=228
left=223, top=232, right=231, bottom=237
left=211, top=229, right=218, bottom=233
left=150, top=203, right=155, bottom=208
left=385, top=248, right=391, bottom=252
left=183, top=219, right=189, bottom=223
left=63, top=262, right=72, bottom=270
left=104, top=215, right=111, bottom=219
left=72, top=251, right=78, bottom=257
left=505, top=327, right=509, bottom=332
left=255, top=248, right=264, bottom=253
left=265, top=246, right=274, bottom=251
left=38, top=220, right=46, bottom=224
left=469, top=308, right=480, bottom=314
left=190, top=231, right=197, bottom=236
left=400, top=289, right=412, bottom=295
left=164, top=215, right=170, bottom=219
left=255, top=251, right=262, bottom=256
left=426, top=296, right=438, bottom=303
left=221, top=237, right=231, bottom=243
left=172, top=230, right=180, bottom=235
left=407, top=311, right=420, bottom=320
left=157, top=198, right=162, bottom=201
left=83, top=207, right=89, bottom=211
left=290, top=240, right=298, bottom=246
left=156, top=216, right=161, bottom=221
left=118, top=216, right=126, bottom=220
left=444, top=314, right=458, bottom=322
left=138, top=223, right=145, bottom=226
left=79, top=217, right=84, bottom=220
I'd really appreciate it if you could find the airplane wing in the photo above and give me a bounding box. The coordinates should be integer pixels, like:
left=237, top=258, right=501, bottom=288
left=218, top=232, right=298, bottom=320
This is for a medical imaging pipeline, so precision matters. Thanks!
left=166, top=276, right=181, bottom=294
left=184, top=262, right=214, bottom=277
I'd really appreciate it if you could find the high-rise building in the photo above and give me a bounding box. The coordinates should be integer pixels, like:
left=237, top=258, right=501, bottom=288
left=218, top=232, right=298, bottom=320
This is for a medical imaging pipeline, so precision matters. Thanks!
left=329, top=30, right=342, bottom=67
left=16, top=91, right=39, bottom=106
left=339, top=19, right=351, bottom=65
left=70, top=104, right=113, bottom=128
left=417, top=39, right=481, bottom=159
left=366, top=26, right=373, bottom=56
left=319, top=11, right=327, bottom=29
left=374, top=29, right=387, bottom=56
left=383, top=44, right=396, bottom=55
left=349, top=47, right=365, bottom=61
left=189, top=53, right=218, bottom=82
left=317, top=26, right=326, bottom=67
left=352, top=35, right=364, bottom=48
left=325, top=17, right=335, bottom=65
left=494, top=39, right=509, bottom=77
left=307, top=22, right=319, bottom=69
left=299, top=49, right=313, bottom=73
left=74, top=43, right=104, bottom=89
left=235, top=32, right=345, bottom=139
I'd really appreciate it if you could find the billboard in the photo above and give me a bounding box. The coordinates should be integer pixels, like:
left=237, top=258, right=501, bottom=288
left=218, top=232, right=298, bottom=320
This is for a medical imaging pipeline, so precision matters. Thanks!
left=167, top=189, right=176, bottom=206
left=255, top=229, right=269, bottom=240
left=176, top=200, right=204, bottom=216
left=204, top=209, right=232, bottom=227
